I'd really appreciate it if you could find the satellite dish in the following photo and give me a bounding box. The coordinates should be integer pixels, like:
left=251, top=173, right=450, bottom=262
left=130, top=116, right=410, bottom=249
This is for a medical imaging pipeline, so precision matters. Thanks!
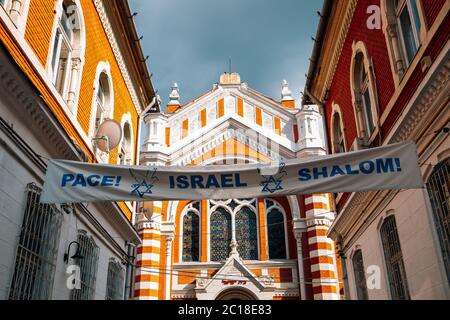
left=142, top=202, right=154, bottom=221
left=94, top=119, right=122, bottom=152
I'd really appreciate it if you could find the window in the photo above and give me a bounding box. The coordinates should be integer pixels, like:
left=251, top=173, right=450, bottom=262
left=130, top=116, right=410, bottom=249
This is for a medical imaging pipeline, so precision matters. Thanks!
left=352, top=249, right=369, bottom=300
left=357, top=53, right=375, bottom=137
left=351, top=45, right=378, bottom=142
left=380, top=215, right=410, bottom=300
left=235, top=207, right=258, bottom=260
left=119, top=122, right=133, bottom=165
left=90, top=66, right=113, bottom=162
left=210, top=207, right=232, bottom=262
left=105, top=259, right=124, bottom=300
left=426, top=158, right=450, bottom=285
left=48, top=0, right=84, bottom=113
left=396, top=0, right=422, bottom=65
left=381, top=0, right=426, bottom=83
left=70, top=230, right=99, bottom=300
left=9, top=183, right=62, bottom=300
left=332, top=108, right=345, bottom=154
left=265, top=199, right=287, bottom=260
left=182, top=204, right=200, bottom=262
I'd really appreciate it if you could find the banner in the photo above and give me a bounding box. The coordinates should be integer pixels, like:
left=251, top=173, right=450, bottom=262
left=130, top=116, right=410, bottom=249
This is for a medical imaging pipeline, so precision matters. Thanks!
left=40, top=141, right=424, bottom=204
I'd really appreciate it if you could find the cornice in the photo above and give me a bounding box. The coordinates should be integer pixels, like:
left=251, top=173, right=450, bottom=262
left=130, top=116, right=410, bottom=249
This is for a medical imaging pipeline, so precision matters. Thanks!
left=312, top=0, right=358, bottom=100
left=93, top=0, right=143, bottom=114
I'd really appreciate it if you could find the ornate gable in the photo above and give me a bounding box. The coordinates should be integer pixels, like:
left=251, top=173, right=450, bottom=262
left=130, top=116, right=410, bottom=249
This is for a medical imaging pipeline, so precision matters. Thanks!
left=195, top=254, right=276, bottom=300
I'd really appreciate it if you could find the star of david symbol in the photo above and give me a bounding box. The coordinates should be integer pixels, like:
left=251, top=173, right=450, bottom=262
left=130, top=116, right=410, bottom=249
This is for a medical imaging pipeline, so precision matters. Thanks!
left=260, top=176, right=283, bottom=194
left=129, top=168, right=159, bottom=198
left=131, top=180, right=154, bottom=198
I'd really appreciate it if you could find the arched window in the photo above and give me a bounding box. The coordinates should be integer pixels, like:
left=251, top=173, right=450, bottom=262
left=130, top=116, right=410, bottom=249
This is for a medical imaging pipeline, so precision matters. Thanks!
left=119, top=121, right=133, bottom=165
left=351, top=43, right=379, bottom=142
left=182, top=209, right=200, bottom=262
left=48, top=0, right=85, bottom=114
left=210, top=207, right=232, bottom=261
left=331, top=106, right=346, bottom=154
left=380, top=215, right=410, bottom=300
left=236, top=206, right=258, bottom=260
left=352, top=249, right=368, bottom=300
left=426, top=158, right=450, bottom=285
left=267, top=207, right=287, bottom=260
left=381, top=0, right=426, bottom=83
left=90, top=65, right=113, bottom=162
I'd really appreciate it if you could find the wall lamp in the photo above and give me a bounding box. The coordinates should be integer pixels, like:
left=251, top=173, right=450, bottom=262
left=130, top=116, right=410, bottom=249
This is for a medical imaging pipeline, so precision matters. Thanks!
left=64, top=241, right=84, bottom=264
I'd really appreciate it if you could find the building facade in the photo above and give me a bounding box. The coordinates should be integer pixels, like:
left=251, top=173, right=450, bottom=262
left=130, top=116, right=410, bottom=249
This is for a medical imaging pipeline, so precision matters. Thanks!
left=0, top=0, right=156, bottom=299
left=136, top=73, right=343, bottom=300
left=303, top=0, right=449, bottom=299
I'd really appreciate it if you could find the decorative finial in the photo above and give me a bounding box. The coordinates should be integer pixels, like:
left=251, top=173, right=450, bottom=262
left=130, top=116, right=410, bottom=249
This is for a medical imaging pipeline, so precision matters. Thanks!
left=168, top=82, right=180, bottom=106
left=281, top=80, right=294, bottom=101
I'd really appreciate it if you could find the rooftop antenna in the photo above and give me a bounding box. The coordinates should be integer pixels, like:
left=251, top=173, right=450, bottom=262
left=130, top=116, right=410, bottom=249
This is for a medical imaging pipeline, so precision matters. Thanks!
left=229, top=56, right=232, bottom=74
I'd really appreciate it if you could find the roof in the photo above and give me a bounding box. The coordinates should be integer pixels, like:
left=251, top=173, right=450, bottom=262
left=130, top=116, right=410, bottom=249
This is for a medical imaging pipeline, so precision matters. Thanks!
left=104, top=0, right=159, bottom=111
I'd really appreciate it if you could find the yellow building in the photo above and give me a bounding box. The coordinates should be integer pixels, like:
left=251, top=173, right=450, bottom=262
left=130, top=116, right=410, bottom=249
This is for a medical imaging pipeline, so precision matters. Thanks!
left=135, top=73, right=342, bottom=300
left=0, top=0, right=156, bottom=299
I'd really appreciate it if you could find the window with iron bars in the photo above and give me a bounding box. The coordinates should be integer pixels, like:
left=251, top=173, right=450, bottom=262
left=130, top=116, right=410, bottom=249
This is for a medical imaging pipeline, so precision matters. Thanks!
left=70, top=230, right=99, bottom=300
left=352, top=249, right=369, bottom=300
left=105, top=258, right=124, bottom=300
left=380, top=215, right=410, bottom=300
left=426, top=158, right=450, bottom=286
left=9, top=183, right=63, bottom=300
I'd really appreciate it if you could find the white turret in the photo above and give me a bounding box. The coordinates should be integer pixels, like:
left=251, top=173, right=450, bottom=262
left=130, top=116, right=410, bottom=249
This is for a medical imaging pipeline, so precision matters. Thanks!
left=295, top=105, right=326, bottom=158
left=281, top=80, right=294, bottom=101
left=168, top=82, right=180, bottom=106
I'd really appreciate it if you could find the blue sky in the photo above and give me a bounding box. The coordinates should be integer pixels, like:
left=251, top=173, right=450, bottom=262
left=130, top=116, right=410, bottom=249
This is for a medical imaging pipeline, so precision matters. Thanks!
left=129, top=0, right=322, bottom=110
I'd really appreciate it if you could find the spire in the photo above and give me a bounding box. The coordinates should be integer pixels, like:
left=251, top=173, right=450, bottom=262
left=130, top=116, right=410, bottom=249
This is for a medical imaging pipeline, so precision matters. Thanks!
left=281, top=80, right=295, bottom=109
left=281, top=80, right=294, bottom=101
left=168, top=82, right=180, bottom=106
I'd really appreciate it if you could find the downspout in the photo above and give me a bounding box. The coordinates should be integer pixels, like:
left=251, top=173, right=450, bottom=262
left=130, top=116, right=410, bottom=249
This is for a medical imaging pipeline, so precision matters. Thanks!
left=132, top=96, right=158, bottom=226
left=337, top=235, right=351, bottom=300
left=124, top=241, right=136, bottom=300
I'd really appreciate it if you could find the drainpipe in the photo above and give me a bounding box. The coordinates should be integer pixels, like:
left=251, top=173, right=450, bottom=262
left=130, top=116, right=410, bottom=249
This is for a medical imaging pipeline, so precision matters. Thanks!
left=132, top=96, right=159, bottom=226
left=337, top=236, right=351, bottom=300
left=124, top=241, right=136, bottom=300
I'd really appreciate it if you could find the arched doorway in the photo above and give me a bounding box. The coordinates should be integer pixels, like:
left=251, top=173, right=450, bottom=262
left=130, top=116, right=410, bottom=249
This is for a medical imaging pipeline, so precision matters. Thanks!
left=215, top=288, right=259, bottom=301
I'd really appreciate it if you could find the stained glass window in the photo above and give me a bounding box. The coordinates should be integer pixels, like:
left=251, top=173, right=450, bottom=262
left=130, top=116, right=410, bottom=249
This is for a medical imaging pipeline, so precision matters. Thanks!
left=182, top=211, right=199, bottom=262
left=236, top=207, right=258, bottom=260
left=210, top=208, right=232, bottom=261
left=267, top=209, right=287, bottom=259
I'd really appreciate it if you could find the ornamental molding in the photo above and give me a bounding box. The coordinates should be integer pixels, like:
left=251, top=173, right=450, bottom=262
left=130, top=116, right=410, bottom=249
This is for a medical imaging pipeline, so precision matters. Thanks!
left=93, top=0, right=143, bottom=114
left=135, top=221, right=161, bottom=231
left=320, top=0, right=358, bottom=99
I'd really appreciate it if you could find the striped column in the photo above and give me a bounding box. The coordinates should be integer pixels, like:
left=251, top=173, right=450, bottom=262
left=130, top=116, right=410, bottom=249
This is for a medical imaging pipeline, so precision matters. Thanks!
left=304, top=194, right=339, bottom=300
left=134, top=201, right=163, bottom=300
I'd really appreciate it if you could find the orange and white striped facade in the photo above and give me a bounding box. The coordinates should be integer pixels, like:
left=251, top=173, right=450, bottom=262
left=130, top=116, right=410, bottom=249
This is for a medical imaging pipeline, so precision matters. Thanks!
left=136, top=73, right=343, bottom=300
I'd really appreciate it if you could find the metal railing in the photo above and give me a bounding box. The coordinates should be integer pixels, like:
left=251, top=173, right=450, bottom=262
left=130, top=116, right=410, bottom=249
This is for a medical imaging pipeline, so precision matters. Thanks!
left=105, top=259, right=125, bottom=300
left=9, top=183, right=62, bottom=300
left=70, top=230, right=99, bottom=300
left=352, top=250, right=368, bottom=300
left=380, top=215, right=410, bottom=300
left=426, top=158, right=450, bottom=285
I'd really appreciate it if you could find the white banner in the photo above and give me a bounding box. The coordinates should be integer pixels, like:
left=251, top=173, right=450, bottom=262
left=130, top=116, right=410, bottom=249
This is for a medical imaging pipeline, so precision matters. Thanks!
left=40, top=142, right=424, bottom=204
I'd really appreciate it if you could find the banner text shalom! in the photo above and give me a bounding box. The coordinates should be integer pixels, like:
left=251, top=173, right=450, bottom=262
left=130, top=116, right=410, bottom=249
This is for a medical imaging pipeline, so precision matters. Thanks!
left=59, top=158, right=402, bottom=189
